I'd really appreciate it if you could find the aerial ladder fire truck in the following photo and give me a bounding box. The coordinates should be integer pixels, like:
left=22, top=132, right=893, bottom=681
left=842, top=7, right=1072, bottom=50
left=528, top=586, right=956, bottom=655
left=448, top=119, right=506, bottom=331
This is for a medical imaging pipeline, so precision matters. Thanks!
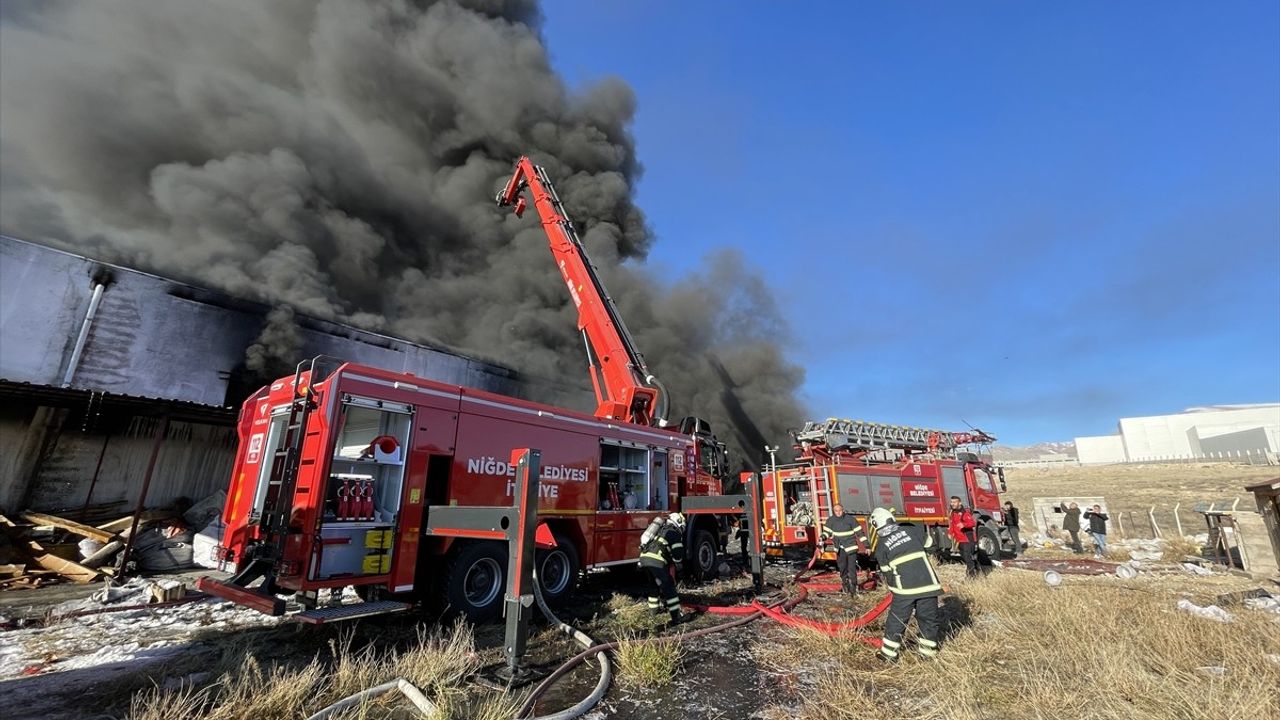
left=197, top=156, right=759, bottom=624
left=755, top=418, right=1013, bottom=565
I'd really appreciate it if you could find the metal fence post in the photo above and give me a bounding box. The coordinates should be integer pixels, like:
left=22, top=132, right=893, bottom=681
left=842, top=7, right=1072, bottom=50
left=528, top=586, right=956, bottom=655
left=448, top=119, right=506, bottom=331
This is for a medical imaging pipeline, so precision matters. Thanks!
left=504, top=447, right=540, bottom=683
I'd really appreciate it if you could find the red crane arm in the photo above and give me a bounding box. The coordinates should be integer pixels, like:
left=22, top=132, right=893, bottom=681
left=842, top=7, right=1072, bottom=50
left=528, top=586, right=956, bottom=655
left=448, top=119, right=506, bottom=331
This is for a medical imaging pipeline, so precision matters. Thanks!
left=496, top=156, right=667, bottom=427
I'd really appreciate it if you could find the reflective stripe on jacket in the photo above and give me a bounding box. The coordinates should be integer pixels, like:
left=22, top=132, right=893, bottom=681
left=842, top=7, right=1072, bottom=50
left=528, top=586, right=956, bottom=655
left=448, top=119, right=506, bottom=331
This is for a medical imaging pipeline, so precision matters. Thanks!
left=821, top=514, right=868, bottom=552
left=873, top=522, right=942, bottom=597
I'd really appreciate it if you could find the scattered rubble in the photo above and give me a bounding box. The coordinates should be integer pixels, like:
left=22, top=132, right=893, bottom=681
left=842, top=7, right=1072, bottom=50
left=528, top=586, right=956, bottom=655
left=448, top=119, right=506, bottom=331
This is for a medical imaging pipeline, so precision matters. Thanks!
left=0, top=492, right=226, bottom=588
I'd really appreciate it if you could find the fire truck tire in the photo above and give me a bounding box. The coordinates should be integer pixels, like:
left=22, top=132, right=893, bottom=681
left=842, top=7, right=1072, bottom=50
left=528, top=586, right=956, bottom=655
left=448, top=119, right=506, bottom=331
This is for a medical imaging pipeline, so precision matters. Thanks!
left=442, top=541, right=506, bottom=622
left=535, top=534, right=580, bottom=605
left=976, top=525, right=1001, bottom=563
left=690, top=529, right=718, bottom=580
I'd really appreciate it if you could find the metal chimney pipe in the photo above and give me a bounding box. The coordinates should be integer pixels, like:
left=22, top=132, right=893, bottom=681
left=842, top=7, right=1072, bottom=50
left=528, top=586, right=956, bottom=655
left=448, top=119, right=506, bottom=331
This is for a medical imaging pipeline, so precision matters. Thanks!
left=62, top=282, right=105, bottom=387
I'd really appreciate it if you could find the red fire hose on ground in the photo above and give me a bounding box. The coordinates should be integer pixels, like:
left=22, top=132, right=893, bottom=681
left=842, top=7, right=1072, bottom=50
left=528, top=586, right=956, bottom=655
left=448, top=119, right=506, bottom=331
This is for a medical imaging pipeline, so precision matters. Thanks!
left=516, top=548, right=891, bottom=718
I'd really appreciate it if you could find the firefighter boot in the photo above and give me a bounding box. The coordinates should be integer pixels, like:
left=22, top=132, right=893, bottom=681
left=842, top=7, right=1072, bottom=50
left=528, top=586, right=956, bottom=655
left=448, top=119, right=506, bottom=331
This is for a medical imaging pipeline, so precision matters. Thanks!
left=878, top=638, right=902, bottom=664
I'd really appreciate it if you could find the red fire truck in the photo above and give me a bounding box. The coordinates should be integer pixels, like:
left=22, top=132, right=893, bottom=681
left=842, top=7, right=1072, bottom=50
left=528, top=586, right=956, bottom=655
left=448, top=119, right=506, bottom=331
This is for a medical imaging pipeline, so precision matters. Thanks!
left=198, top=157, right=734, bottom=621
left=757, top=418, right=1012, bottom=561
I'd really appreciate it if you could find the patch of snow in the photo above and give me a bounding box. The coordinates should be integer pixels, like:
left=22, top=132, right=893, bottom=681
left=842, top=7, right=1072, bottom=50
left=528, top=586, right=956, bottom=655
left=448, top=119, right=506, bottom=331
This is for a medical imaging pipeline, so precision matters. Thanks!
left=0, top=597, right=284, bottom=680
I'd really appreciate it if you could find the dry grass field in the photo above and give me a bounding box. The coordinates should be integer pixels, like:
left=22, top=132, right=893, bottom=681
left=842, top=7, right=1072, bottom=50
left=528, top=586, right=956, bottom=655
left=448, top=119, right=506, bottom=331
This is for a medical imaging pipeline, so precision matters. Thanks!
left=1002, top=463, right=1278, bottom=535
left=127, top=622, right=517, bottom=720
left=758, top=562, right=1280, bottom=720
left=36, top=463, right=1280, bottom=720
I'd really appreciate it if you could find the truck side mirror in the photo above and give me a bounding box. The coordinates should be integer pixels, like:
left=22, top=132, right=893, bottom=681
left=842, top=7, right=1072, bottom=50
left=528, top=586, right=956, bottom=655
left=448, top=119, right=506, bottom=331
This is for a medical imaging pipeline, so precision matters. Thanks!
left=997, top=467, right=1007, bottom=492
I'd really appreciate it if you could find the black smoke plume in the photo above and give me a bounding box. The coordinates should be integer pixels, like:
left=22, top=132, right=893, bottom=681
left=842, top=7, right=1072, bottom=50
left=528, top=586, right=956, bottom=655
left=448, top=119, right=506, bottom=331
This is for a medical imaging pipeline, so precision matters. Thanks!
left=0, top=0, right=805, bottom=465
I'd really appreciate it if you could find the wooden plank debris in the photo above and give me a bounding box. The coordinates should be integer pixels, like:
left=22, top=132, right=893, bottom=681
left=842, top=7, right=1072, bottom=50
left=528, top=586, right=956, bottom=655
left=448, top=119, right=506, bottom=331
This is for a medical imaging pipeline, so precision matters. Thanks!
left=96, top=510, right=177, bottom=535
left=20, top=511, right=117, bottom=544
left=0, top=514, right=101, bottom=584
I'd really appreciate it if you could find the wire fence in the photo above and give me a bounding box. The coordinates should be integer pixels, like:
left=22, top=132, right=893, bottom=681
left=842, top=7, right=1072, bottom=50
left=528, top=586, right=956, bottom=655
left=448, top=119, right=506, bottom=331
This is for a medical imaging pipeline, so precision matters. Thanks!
left=999, top=450, right=1278, bottom=469
left=1033, top=501, right=1239, bottom=542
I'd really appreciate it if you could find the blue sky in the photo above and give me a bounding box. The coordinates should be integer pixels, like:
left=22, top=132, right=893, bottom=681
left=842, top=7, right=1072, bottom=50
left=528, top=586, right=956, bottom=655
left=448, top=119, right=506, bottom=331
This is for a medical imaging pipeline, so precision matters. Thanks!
left=540, top=1, right=1280, bottom=445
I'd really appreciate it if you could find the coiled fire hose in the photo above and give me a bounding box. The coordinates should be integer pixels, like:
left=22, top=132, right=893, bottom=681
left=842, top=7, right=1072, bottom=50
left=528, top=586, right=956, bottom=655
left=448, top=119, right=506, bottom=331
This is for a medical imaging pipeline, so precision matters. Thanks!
left=520, top=570, right=613, bottom=720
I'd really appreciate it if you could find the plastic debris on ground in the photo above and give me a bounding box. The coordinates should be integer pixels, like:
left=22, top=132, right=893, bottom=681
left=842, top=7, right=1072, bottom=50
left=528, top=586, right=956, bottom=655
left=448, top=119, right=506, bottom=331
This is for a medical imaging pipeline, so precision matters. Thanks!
left=1243, top=596, right=1280, bottom=615
left=133, top=526, right=196, bottom=571
left=1176, top=599, right=1234, bottom=623
left=1127, top=549, right=1163, bottom=561
left=193, top=520, right=227, bottom=570
left=182, top=490, right=226, bottom=530
left=1181, top=562, right=1214, bottom=576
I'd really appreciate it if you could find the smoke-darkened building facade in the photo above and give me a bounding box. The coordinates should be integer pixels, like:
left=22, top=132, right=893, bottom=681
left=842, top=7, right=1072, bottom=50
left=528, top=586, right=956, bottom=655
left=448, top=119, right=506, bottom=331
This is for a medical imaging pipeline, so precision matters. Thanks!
left=0, top=235, right=553, bottom=513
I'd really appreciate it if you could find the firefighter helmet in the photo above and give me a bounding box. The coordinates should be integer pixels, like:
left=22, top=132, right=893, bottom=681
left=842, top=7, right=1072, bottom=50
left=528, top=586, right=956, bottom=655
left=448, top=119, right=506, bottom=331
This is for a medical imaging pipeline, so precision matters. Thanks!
left=667, top=512, right=686, bottom=529
left=869, top=507, right=895, bottom=530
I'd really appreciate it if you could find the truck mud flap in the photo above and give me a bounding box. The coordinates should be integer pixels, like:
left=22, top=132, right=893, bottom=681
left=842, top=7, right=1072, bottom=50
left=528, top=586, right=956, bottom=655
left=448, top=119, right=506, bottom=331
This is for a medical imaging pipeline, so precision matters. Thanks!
left=195, top=576, right=285, bottom=616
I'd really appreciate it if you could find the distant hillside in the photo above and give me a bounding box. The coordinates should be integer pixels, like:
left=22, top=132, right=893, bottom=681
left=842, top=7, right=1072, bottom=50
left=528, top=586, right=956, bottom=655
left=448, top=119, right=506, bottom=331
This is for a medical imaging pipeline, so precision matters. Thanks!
left=991, top=441, right=1077, bottom=462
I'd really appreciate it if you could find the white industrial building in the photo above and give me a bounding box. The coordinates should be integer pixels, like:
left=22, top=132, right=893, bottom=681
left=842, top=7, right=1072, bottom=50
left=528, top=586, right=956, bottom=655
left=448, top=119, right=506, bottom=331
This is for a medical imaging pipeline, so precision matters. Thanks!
left=1075, top=404, right=1280, bottom=465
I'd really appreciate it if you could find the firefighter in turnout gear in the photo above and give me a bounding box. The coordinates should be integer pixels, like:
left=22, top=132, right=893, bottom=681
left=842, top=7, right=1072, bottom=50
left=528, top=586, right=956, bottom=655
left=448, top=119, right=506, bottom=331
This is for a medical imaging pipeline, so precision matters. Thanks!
left=821, top=504, right=869, bottom=594
left=869, top=507, right=943, bottom=661
left=640, top=512, right=688, bottom=625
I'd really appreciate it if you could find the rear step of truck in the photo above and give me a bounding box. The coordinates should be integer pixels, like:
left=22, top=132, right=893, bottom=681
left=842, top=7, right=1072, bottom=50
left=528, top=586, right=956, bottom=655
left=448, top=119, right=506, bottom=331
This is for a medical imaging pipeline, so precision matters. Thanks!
left=196, top=576, right=286, bottom=616
left=293, top=600, right=411, bottom=624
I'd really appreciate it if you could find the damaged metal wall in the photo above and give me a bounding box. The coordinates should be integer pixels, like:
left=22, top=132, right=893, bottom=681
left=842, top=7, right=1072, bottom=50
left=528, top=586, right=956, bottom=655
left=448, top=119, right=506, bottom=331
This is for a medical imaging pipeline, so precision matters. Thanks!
left=0, top=403, right=237, bottom=514
left=30, top=418, right=236, bottom=513
left=0, top=235, right=550, bottom=406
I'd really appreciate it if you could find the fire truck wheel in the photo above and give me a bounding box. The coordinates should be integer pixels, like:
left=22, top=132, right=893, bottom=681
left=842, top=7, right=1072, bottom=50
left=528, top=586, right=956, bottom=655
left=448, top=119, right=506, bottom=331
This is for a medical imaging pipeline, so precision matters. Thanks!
left=535, top=534, right=579, bottom=604
left=690, top=529, right=718, bottom=580
left=443, top=541, right=506, bottom=622
left=976, top=525, right=1001, bottom=563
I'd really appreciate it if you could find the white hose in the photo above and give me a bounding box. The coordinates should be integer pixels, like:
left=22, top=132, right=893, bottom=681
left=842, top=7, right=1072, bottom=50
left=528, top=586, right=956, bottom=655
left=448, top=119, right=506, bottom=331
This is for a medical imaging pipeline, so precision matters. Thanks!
left=303, top=574, right=609, bottom=720
left=520, top=572, right=613, bottom=720
left=304, top=677, right=438, bottom=720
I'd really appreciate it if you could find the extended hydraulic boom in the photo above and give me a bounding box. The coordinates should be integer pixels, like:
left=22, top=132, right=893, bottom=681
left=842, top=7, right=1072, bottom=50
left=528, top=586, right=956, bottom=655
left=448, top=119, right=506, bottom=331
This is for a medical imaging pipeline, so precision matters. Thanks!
left=497, top=156, right=669, bottom=427
left=793, top=418, right=996, bottom=456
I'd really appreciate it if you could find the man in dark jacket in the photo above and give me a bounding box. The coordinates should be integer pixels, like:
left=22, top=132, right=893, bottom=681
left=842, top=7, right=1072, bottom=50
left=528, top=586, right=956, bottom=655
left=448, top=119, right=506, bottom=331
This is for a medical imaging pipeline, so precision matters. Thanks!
left=1003, top=501, right=1021, bottom=557
left=1083, top=505, right=1109, bottom=558
left=640, top=512, right=687, bottom=625
left=821, top=504, right=869, bottom=595
left=1060, top=501, right=1084, bottom=553
left=948, top=496, right=979, bottom=577
left=869, top=507, right=942, bottom=661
